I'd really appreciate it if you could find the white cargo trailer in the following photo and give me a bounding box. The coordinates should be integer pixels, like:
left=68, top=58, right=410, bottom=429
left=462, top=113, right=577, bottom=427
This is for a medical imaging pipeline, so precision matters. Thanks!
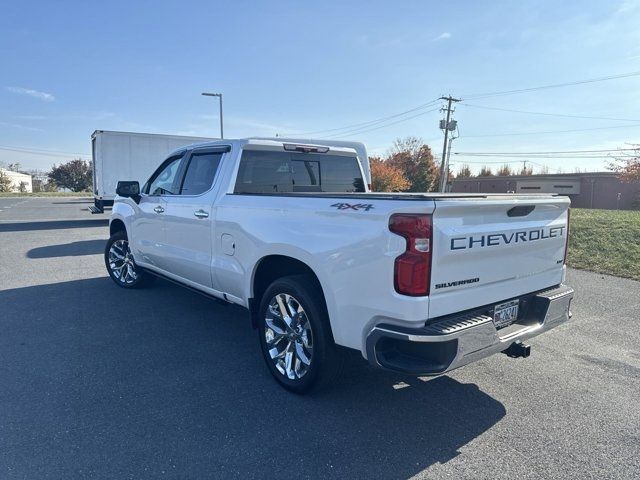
left=90, top=130, right=215, bottom=213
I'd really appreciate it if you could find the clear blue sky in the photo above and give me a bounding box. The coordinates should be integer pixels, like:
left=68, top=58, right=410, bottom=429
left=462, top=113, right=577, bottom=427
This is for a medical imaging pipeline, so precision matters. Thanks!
left=1, top=0, right=639, bottom=173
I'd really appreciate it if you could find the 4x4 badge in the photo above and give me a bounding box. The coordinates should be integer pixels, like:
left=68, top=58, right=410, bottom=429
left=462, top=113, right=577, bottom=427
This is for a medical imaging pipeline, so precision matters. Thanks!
left=331, top=203, right=374, bottom=211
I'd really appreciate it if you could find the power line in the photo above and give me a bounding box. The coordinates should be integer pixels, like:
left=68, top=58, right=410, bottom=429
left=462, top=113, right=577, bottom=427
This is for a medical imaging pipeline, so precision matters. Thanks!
left=327, top=107, right=440, bottom=138
left=283, top=98, right=440, bottom=137
left=452, top=150, right=630, bottom=159
left=462, top=103, right=640, bottom=122
left=454, top=148, right=636, bottom=154
left=328, top=108, right=438, bottom=138
left=454, top=154, right=616, bottom=159
left=450, top=147, right=636, bottom=172
left=0, top=145, right=90, bottom=157
left=282, top=71, right=640, bottom=138
left=462, top=70, right=640, bottom=100
left=449, top=159, right=563, bottom=173
left=462, top=122, right=640, bottom=138
left=451, top=160, right=567, bottom=165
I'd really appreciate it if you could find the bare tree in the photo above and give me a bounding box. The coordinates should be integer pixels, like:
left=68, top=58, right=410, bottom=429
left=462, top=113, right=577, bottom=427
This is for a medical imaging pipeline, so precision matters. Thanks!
left=518, top=165, right=533, bottom=176
left=497, top=164, right=513, bottom=176
left=456, top=164, right=472, bottom=178
left=478, top=166, right=493, bottom=177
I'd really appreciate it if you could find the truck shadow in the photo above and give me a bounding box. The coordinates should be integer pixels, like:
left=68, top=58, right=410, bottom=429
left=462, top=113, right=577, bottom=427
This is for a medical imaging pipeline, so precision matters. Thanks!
left=51, top=199, right=93, bottom=204
left=0, top=219, right=108, bottom=232
left=0, top=277, right=505, bottom=478
left=27, top=239, right=106, bottom=258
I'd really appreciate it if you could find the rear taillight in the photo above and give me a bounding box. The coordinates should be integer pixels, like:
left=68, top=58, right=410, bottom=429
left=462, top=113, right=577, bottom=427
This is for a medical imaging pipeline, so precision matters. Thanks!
left=563, top=208, right=570, bottom=265
left=389, top=214, right=432, bottom=296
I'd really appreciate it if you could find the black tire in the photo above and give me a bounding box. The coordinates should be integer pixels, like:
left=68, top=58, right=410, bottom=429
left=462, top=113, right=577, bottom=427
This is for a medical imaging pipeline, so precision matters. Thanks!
left=104, top=230, right=155, bottom=289
left=258, top=274, right=343, bottom=394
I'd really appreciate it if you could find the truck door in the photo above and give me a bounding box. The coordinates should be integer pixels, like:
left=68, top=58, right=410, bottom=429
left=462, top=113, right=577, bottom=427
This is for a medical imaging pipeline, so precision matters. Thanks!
left=161, top=147, right=228, bottom=289
left=131, top=152, right=185, bottom=269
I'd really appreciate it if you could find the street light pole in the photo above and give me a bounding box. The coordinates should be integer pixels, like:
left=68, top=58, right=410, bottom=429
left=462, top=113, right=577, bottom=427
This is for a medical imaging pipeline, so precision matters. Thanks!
left=201, top=92, right=224, bottom=139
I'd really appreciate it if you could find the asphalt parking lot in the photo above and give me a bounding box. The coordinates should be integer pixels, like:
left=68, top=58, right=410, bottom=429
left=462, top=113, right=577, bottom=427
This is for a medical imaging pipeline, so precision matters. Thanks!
left=1, top=197, right=639, bottom=479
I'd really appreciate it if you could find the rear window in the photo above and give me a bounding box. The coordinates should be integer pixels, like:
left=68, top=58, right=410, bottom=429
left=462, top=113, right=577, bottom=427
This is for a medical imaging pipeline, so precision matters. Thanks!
left=234, top=150, right=365, bottom=194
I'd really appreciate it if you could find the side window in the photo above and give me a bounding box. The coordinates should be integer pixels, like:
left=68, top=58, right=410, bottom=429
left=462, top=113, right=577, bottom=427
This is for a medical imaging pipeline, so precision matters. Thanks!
left=180, top=151, right=223, bottom=195
left=146, top=153, right=184, bottom=195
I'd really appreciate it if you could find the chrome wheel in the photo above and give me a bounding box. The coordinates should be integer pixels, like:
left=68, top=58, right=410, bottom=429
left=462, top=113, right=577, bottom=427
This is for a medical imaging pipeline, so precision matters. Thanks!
left=108, top=239, right=139, bottom=285
left=264, top=293, right=314, bottom=380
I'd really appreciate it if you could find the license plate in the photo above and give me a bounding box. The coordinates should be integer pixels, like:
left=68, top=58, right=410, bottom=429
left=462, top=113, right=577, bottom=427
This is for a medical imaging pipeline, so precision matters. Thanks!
left=493, top=299, right=519, bottom=328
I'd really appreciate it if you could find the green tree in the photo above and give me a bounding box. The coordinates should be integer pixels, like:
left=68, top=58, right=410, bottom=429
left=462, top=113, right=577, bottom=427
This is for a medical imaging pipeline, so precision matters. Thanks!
left=386, top=137, right=439, bottom=192
left=48, top=158, right=92, bottom=192
left=0, top=170, right=14, bottom=192
left=456, top=164, right=473, bottom=178
left=18, top=181, right=28, bottom=193
left=478, top=166, right=493, bottom=177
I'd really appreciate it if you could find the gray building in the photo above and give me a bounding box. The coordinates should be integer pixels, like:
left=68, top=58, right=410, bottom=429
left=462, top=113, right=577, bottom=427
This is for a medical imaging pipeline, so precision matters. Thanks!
left=451, top=172, right=639, bottom=210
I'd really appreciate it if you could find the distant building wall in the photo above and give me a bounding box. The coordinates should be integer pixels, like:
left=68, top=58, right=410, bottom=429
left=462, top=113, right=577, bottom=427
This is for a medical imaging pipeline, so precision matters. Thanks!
left=0, top=169, right=33, bottom=193
left=451, top=172, right=639, bottom=210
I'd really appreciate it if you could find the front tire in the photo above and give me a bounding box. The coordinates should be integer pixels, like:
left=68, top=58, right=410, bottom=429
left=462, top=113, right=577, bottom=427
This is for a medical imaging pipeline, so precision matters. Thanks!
left=104, top=230, right=155, bottom=289
left=258, top=275, right=343, bottom=393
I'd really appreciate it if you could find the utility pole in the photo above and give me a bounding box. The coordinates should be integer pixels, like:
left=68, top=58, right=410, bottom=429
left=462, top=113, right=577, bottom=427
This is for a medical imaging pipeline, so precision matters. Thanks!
left=439, top=96, right=461, bottom=192
left=444, top=133, right=457, bottom=190
left=201, top=92, right=224, bottom=138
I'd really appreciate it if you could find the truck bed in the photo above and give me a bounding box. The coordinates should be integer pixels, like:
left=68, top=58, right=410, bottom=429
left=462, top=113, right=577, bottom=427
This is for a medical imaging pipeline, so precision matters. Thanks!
left=229, top=192, right=563, bottom=200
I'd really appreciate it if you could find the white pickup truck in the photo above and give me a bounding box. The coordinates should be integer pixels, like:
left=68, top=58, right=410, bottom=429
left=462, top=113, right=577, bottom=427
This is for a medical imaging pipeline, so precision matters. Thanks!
left=105, top=138, right=573, bottom=393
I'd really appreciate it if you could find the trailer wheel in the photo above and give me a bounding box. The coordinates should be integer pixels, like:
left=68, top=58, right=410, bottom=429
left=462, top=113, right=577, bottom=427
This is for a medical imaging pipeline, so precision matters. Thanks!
left=104, top=231, right=155, bottom=289
left=258, top=275, right=343, bottom=393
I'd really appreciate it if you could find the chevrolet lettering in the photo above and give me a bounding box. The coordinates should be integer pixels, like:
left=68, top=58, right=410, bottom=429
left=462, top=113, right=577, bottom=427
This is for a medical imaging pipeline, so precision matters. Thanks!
left=451, top=226, right=566, bottom=251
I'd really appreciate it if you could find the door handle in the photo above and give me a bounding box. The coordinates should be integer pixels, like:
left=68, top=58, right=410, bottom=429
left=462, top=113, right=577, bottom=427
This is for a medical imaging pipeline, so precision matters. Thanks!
left=194, top=209, right=209, bottom=218
left=154, top=206, right=165, bottom=214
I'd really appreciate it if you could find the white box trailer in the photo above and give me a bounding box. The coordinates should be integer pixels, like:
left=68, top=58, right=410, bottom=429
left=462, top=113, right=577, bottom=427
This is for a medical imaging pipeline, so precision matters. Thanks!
left=91, top=130, right=215, bottom=213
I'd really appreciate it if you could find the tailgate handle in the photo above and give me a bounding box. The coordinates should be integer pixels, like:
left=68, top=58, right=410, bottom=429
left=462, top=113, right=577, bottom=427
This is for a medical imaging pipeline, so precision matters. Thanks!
left=507, top=205, right=535, bottom=217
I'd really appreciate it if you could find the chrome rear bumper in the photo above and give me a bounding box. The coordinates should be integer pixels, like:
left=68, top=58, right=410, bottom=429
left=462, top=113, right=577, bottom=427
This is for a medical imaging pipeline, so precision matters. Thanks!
left=366, top=284, right=574, bottom=375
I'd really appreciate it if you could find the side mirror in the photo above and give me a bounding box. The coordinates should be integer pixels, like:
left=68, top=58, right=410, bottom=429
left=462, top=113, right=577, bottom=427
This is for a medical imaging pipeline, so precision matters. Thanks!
left=116, top=181, right=140, bottom=201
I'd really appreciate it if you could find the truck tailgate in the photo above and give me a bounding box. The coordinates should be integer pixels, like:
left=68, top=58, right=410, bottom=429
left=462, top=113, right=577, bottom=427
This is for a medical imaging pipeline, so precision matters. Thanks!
left=429, top=196, right=570, bottom=318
